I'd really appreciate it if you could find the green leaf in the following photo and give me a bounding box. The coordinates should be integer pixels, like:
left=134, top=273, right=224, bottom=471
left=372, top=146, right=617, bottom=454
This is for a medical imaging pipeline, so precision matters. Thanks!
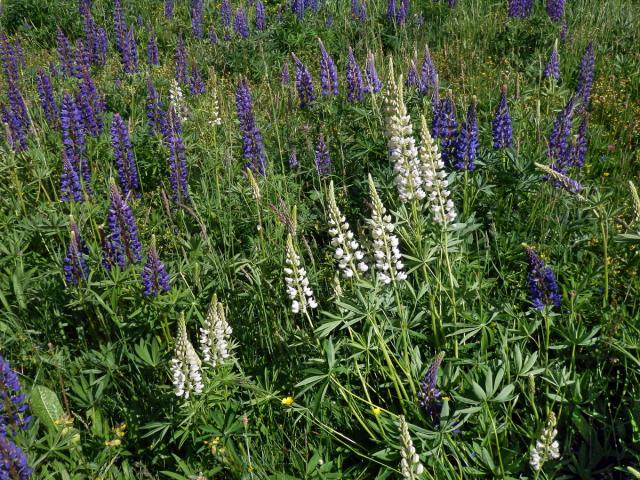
left=30, top=385, right=65, bottom=431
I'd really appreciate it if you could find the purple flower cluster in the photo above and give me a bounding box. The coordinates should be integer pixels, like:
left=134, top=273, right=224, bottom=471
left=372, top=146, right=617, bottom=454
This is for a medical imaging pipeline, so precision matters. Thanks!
left=292, top=0, right=305, bottom=20
left=209, top=26, right=219, bottom=45
left=111, top=113, right=140, bottom=198
left=405, top=59, right=420, bottom=90
left=387, top=0, right=409, bottom=24
left=420, top=46, right=438, bottom=97
left=318, top=40, right=338, bottom=96
left=508, top=0, right=533, bottom=18
left=165, top=0, right=173, bottom=18
left=77, top=70, right=105, bottom=138
left=548, top=96, right=575, bottom=173
left=166, top=108, right=191, bottom=203
left=60, top=92, right=92, bottom=197
left=255, top=0, right=267, bottom=31
left=315, top=135, right=332, bottom=176
left=0, top=433, right=32, bottom=480
left=64, top=220, right=89, bottom=286
left=234, top=8, right=250, bottom=39
left=544, top=43, right=560, bottom=80
left=0, top=33, right=21, bottom=84
left=147, top=30, right=159, bottom=66
left=570, top=116, right=588, bottom=168
left=114, top=0, right=127, bottom=54
left=293, top=54, right=315, bottom=109
left=141, top=238, right=170, bottom=297
left=346, top=47, right=364, bottom=103
left=146, top=78, right=166, bottom=134
left=281, top=62, right=290, bottom=85
left=103, top=183, right=142, bottom=269
left=351, top=0, right=367, bottom=22
left=454, top=97, right=479, bottom=170
left=492, top=85, right=513, bottom=149
left=189, top=65, right=205, bottom=95
left=122, top=27, right=138, bottom=74
left=525, top=247, right=561, bottom=309
left=418, top=352, right=445, bottom=427
left=546, top=0, right=564, bottom=22
left=191, top=0, right=204, bottom=38
left=432, top=91, right=458, bottom=165
left=235, top=80, right=267, bottom=176
left=3, top=83, right=30, bottom=152
left=56, top=29, right=75, bottom=78
left=364, top=53, right=382, bottom=93
left=576, top=42, right=595, bottom=110
left=175, top=35, right=187, bottom=85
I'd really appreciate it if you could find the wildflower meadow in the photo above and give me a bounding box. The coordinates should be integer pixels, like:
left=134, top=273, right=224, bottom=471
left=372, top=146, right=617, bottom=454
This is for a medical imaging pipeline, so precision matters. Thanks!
left=1, top=0, right=640, bottom=478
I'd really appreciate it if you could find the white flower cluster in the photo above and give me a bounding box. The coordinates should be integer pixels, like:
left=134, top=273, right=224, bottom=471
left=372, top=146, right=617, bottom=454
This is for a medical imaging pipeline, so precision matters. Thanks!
left=284, top=234, right=318, bottom=314
left=210, top=84, right=222, bottom=126
left=327, top=181, right=369, bottom=279
left=418, top=115, right=457, bottom=225
left=383, top=59, right=425, bottom=204
left=171, top=314, right=203, bottom=398
left=169, top=79, right=189, bottom=122
left=367, top=174, right=407, bottom=284
left=530, top=411, right=560, bottom=472
left=199, top=295, right=232, bottom=368
left=398, top=415, right=425, bottom=479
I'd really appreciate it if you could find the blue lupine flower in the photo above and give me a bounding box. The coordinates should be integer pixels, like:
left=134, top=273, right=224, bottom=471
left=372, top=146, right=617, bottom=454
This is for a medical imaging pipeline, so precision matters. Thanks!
left=56, top=29, right=75, bottom=77
left=318, top=40, right=338, bottom=96
left=386, top=0, right=396, bottom=20
left=454, top=97, right=478, bottom=171
left=544, top=42, right=560, bottom=80
left=123, top=27, right=138, bottom=74
left=78, top=69, right=105, bottom=137
left=221, top=0, right=232, bottom=28
left=548, top=96, right=575, bottom=173
left=508, top=0, right=533, bottom=17
left=146, top=78, right=166, bottom=135
left=546, top=0, right=564, bottom=22
left=61, top=92, right=92, bottom=195
left=405, top=58, right=421, bottom=90
left=315, top=135, right=332, bottom=176
left=104, top=182, right=143, bottom=269
left=432, top=90, right=458, bottom=165
left=235, top=80, right=267, bottom=176
left=292, top=0, right=305, bottom=20
left=293, top=54, right=315, bottom=109
left=1, top=103, right=28, bottom=152
left=191, top=0, right=204, bottom=38
left=0, top=33, right=20, bottom=84
left=166, top=108, right=191, bottom=203
left=396, top=0, right=409, bottom=24
left=147, top=30, right=159, bottom=65
left=364, top=52, right=382, bottom=93
left=111, top=113, right=139, bottom=198
left=0, top=354, right=31, bottom=437
left=165, top=0, right=173, bottom=18
left=560, top=19, right=568, bottom=43
left=570, top=115, right=588, bottom=168
left=234, top=8, right=250, bottom=39
left=255, top=0, right=266, bottom=31
left=346, top=47, right=364, bottom=103
left=95, top=27, right=108, bottom=66
left=113, top=0, right=127, bottom=54
left=351, top=0, right=366, bottom=22
left=418, top=352, right=445, bottom=427
left=0, top=434, right=32, bottom=480
left=74, top=38, right=90, bottom=79
left=141, top=237, right=170, bottom=297
left=492, top=85, right=513, bottom=149
left=525, top=247, right=561, bottom=309
left=60, top=150, right=84, bottom=202
left=420, top=45, right=437, bottom=97
left=175, top=35, right=187, bottom=85
left=576, top=41, right=595, bottom=110
left=63, top=222, right=89, bottom=286
left=189, top=65, right=205, bottom=95
left=36, top=68, right=59, bottom=128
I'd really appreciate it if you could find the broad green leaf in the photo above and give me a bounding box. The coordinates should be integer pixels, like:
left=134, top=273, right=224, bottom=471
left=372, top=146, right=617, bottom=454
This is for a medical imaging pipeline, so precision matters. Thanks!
left=31, top=385, right=65, bottom=431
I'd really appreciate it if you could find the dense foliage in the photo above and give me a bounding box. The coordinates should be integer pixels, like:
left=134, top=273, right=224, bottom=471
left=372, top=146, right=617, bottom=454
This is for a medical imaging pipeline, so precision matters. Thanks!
left=1, top=0, right=639, bottom=478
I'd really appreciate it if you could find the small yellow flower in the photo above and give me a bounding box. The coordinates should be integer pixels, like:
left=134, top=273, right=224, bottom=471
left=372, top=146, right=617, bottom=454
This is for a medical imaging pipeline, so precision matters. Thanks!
left=371, top=406, right=382, bottom=416
left=104, top=438, right=121, bottom=447
left=603, top=172, right=610, bottom=177
left=281, top=396, right=295, bottom=406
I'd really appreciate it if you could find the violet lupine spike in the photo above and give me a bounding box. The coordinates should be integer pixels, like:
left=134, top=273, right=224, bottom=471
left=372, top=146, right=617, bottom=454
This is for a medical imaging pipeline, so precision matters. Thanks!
left=5, top=83, right=30, bottom=151
left=318, top=39, right=338, bottom=96
left=0, top=435, right=32, bottom=480
left=95, top=27, right=108, bottom=66
left=106, top=182, right=143, bottom=268
left=281, top=62, right=290, bottom=85
left=64, top=228, right=89, bottom=286
left=346, top=47, right=364, bottom=103
left=166, top=108, right=191, bottom=203
left=78, top=69, right=105, bottom=137
left=292, top=0, right=305, bottom=20
left=165, top=0, right=174, bottom=18
left=364, top=52, right=382, bottom=93
left=315, top=135, right=332, bottom=176
left=36, top=68, right=59, bottom=128
left=60, top=149, right=83, bottom=202
left=114, top=0, right=127, bottom=54
left=60, top=92, right=92, bottom=196
left=0, top=354, right=31, bottom=437
left=387, top=0, right=396, bottom=20
left=396, top=0, right=409, bottom=24
left=508, top=0, right=532, bottom=17
left=111, top=113, right=139, bottom=198
left=234, top=8, right=250, bottom=39
left=544, top=41, right=560, bottom=80
left=1, top=104, right=28, bottom=152
left=123, top=27, right=138, bottom=74
left=570, top=115, right=588, bottom=168
left=141, top=237, right=171, bottom=297
left=293, top=54, right=315, bottom=109
left=576, top=42, right=595, bottom=110
left=147, top=30, right=159, bottom=65
left=546, top=0, right=564, bottom=22
left=191, top=0, right=204, bottom=38
left=492, top=85, right=513, bottom=149
left=418, top=352, right=445, bottom=427
left=525, top=246, right=561, bottom=309
left=351, top=0, right=366, bottom=22
left=420, top=45, right=437, bottom=97
left=560, top=19, right=568, bottom=43
left=405, top=59, right=421, bottom=90
left=235, top=80, right=267, bottom=176
left=146, top=78, right=166, bottom=134
left=209, top=26, right=219, bottom=45
left=189, top=65, right=206, bottom=95
left=81, top=9, right=97, bottom=62
left=175, top=35, right=188, bottom=85
left=56, top=29, right=75, bottom=78
left=0, top=33, right=19, bottom=84
left=221, top=0, right=232, bottom=38
left=74, top=38, right=91, bottom=79
left=548, top=96, right=575, bottom=173
left=454, top=97, right=479, bottom=171
left=49, top=60, right=59, bottom=78
left=432, top=90, right=458, bottom=166
left=255, top=0, right=266, bottom=31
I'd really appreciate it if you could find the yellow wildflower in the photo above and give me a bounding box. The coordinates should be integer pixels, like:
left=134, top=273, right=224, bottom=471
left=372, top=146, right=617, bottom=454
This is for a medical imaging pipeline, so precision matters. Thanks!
left=371, top=406, right=382, bottom=416
left=281, top=396, right=295, bottom=406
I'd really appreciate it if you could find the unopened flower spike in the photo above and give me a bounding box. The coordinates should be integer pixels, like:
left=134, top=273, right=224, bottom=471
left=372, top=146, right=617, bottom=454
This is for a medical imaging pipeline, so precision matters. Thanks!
left=398, top=415, right=425, bottom=479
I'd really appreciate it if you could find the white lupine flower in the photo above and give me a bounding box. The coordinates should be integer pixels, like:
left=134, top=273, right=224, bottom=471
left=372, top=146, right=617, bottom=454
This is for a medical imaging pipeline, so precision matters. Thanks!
left=199, top=295, right=233, bottom=368
left=210, top=83, right=222, bottom=126
left=418, top=115, right=457, bottom=225
left=171, top=314, right=204, bottom=398
left=169, top=79, right=189, bottom=122
left=398, top=415, right=426, bottom=479
left=284, top=234, right=317, bottom=314
left=383, top=58, right=425, bottom=204
left=367, top=174, right=407, bottom=285
left=327, top=181, right=369, bottom=279
left=530, top=412, right=561, bottom=472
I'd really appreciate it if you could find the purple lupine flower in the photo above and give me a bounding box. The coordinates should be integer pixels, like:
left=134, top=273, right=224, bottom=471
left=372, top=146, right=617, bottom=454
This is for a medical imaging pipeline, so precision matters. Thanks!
left=387, top=0, right=396, bottom=20
left=293, top=54, right=315, bottom=109
left=0, top=354, right=31, bottom=436
left=1, top=104, right=28, bottom=152
left=63, top=225, right=89, bottom=286
left=56, top=29, right=75, bottom=77
left=123, top=27, right=138, bottom=74
left=175, top=35, right=187, bottom=85
left=418, top=352, right=444, bottom=427
left=191, top=0, right=204, bottom=38
left=95, top=27, right=109, bottom=66
left=432, top=90, right=458, bottom=165
left=318, top=40, right=338, bottom=96
left=405, top=59, right=421, bottom=90
left=114, top=0, right=127, bottom=54
left=292, top=0, right=305, bottom=20
left=81, top=9, right=97, bottom=63
left=508, top=0, right=532, bottom=17
left=281, top=61, right=290, bottom=85
left=454, top=97, right=478, bottom=171
left=233, top=8, right=250, bottom=39
left=346, top=47, right=364, bottom=103
left=315, top=135, right=332, bottom=176
left=546, top=0, right=564, bottom=22
left=79, top=0, right=91, bottom=14
left=49, top=60, right=59, bottom=78
left=0, top=435, right=32, bottom=480
left=255, top=0, right=266, bottom=31
left=492, top=85, right=513, bottom=149
left=147, top=30, right=159, bottom=65
left=165, top=0, right=174, bottom=18
left=576, top=41, right=595, bottom=110
left=548, top=96, right=575, bottom=173
left=166, top=108, right=191, bottom=203
left=74, top=38, right=90, bottom=79
left=364, top=52, right=382, bottom=93
left=141, top=237, right=170, bottom=297
left=111, top=113, right=139, bottom=197
left=60, top=149, right=84, bottom=202
left=396, top=0, right=409, bottom=24
left=544, top=42, right=560, bottom=80
left=525, top=247, right=561, bottom=309
left=105, top=182, right=143, bottom=268
left=146, top=78, right=166, bottom=134
left=560, top=19, right=568, bottom=43
left=235, top=80, right=267, bottom=176
left=36, top=69, right=59, bottom=128
left=60, top=92, right=92, bottom=195
left=0, top=33, right=19, bottom=84
left=570, top=115, right=588, bottom=168
left=76, top=78, right=102, bottom=138
left=351, top=0, right=366, bottom=22
left=189, top=64, right=205, bottom=95
left=420, top=45, right=438, bottom=97
left=221, top=0, right=232, bottom=32
left=208, top=26, right=219, bottom=44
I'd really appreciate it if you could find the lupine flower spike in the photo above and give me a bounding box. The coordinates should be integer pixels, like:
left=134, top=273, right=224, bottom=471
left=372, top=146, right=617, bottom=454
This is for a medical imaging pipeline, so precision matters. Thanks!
left=284, top=233, right=318, bottom=315
left=0, top=354, right=31, bottom=435
left=315, top=135, right=332, bottom=176
left=546, top=0, right=564, bottom=22
left=383, top=58, right=424, bottom=203
left=530, top=412, right=561, bottom=471
left=171, top=313, right=204, bottom=398
left=103, top=181, right=143, bottom=269
left=398, top=415, right=425, bottom=479
left=346, top=47, right=364, bottom=103
left=454, top=96, right=478, bottom=170
left=293, top=53, right=315, bottom=109
left=318, top=39, right=338, bottom=96
left=166, top=108, right=190, bottom=204
left=199, top=294, right=233, bottom=367
left=419, top=116, right=457, bottom=225
left=367, top=174, right=406, bottom=284
left=326, top=181, right=368, bottom=279
left=544, top=40, right=560, bottom=81
left=235, top=79, right=267, bottom=175
left=492, top=85, right=513, bottom=149
left=169, top=79, right=189, bottom=122
left=63, top=223, right=89, bottom=287
left=524, top=246, right=562, bottom=309
left=432, top=89, right=458, bottom=165
left=111, top=113, right=139, bottom=198
left=141, top=236, right=170, bottom=297
left=576, top=41, right=595, bottom=110
left=364, top=52, right=382, bottom=93
left=418, top=351, right=445, bottom=426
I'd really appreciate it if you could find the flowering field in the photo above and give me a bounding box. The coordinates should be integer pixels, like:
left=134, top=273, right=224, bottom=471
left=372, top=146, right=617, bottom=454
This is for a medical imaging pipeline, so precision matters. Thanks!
left=1, top=0, right=639, bottom=477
